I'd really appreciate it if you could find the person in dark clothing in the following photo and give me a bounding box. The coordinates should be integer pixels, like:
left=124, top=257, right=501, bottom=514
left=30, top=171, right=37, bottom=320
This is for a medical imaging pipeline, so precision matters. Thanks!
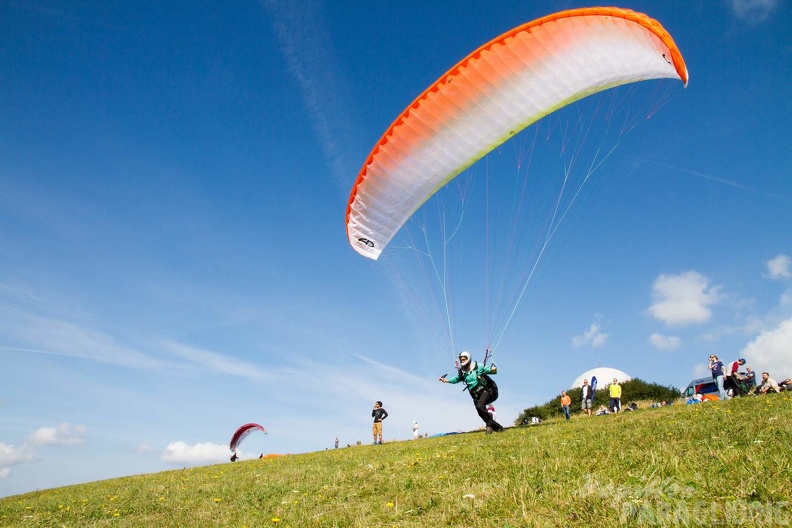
left=439, top=351, right=503, bottom=434
left=371, top=401, right=388, bottom=444
left=580, top=378, right=593, bottom=417
left=744, top=366, right=757, bottom=391
left=709, top=354, right=727, bottom=400
left=724, top=357, right=747, bottom=397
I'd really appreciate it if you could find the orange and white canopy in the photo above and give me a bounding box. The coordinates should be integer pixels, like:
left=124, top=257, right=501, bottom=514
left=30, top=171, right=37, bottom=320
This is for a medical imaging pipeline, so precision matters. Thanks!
left=346, top=7, right=688, bottom=259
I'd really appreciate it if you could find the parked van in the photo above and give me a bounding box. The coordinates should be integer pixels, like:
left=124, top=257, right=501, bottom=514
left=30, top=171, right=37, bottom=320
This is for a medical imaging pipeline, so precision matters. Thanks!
left=682, top=377, right=718, bottom=398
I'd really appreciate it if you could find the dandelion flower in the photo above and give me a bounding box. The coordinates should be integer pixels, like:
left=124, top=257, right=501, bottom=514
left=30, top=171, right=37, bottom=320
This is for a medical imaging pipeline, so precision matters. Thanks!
left=272, top=518, right=281, bottom=523
left=387, top=502, right=394, bottom=508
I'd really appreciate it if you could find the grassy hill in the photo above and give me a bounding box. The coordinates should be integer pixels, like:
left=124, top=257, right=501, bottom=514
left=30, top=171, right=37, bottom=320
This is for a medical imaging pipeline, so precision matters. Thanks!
left=2, top=394, right=790, bottom=527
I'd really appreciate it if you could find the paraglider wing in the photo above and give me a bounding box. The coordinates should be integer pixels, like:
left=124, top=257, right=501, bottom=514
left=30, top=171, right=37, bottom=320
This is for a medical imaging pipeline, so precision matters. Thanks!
left=346, top=7, right=688, bottom=259
left=229, top=423, right=267, bottom=452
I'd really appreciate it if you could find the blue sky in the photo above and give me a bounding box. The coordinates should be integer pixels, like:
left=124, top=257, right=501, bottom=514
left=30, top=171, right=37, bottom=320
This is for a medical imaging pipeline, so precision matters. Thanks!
left=1, top=0, right=790, bottom=497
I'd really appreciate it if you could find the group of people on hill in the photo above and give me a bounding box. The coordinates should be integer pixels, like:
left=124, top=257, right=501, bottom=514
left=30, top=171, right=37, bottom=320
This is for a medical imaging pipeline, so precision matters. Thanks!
left=554, top=377, right=633, bottom=420
left=575, top=377, right=624, bottom=418
left=708, top=354, right=788, bottom=400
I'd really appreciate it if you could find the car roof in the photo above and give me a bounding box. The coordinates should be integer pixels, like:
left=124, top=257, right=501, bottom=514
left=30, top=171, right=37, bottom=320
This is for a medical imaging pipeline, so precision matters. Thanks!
left=686, top=377, right=715, bottom=385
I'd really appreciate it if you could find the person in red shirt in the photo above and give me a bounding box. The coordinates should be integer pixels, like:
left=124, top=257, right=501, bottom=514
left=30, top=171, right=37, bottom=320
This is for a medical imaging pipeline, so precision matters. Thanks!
left=724, top=358, right=747, bottom=397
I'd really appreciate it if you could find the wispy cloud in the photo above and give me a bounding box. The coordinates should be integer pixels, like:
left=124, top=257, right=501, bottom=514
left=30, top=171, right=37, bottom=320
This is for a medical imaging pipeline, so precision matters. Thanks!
left=766, top=254, right=791, bottom=280
left=27, top=423, right=86, bottom=446
left=649, top=271, right=721, bottom=326
left=729, top=0, right=779, bottom=24
left=648, top=162, right=790, bottom=202
left=0, top=282, right=277, bottom=380
left=353, top=354, right=434, bottom=386
left=162, top=341, right=273, bottom=381
left=649, top=333, right=682, bottom=351
left=262, top=0, right=359, bottom=190
left=135, top=443, right=157, bottom=454
left=0, top=304, right=166, bottom=370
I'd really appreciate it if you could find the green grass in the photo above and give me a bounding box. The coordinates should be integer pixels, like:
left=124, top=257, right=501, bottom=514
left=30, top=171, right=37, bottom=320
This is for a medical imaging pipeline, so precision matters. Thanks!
left=2, top=394, right=791, bottom=527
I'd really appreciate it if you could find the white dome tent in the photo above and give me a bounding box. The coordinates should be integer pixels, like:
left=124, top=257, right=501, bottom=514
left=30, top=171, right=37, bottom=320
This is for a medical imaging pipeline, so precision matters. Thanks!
left=571, top=367, right=632, bottom=389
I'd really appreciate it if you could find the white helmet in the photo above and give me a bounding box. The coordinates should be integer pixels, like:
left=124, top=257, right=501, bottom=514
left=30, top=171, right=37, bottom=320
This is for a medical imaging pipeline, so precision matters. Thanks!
left=458, top=351, right=472, bottom=367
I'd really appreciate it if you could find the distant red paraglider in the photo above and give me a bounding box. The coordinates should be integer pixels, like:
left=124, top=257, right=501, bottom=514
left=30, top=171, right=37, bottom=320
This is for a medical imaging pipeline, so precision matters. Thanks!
left=229, top=423, right=267, bottom=453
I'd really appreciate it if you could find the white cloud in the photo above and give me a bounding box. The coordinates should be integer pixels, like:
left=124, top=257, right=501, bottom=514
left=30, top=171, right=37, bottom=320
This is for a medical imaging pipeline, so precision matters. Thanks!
left=649, top=271, right=720, bottom=326
left=782, top=290, right=792, bottom=307
left=649, top=333, right=682, bottom=351
left=161, top=441, right=229, bottom=466
left=766, top=254, right=791, bottom=280
left=729, top=0, right=778, bottom=24
left=572, top=322, right=609, bottom=348
left=135, top=443, right=157, bottom=454
left=27, top=423, right=86, bottom=446
left=163, top=341, right=273, bottom=381
left=0, top=467, right=10, bottom=478
left=0, top=443, right=35, bottom=467
left=0, top=305, right=165, bottom=370
left=740, top=318, right=792, bottom=376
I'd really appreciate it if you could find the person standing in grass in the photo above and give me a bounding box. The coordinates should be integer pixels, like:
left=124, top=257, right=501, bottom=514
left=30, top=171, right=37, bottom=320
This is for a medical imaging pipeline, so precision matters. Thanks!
left=412, top=421, right=420, bottom=439
left=560, top=390, right=572, bottom=420
left=372, top=401, right=388, bottom=444
left=609, top=378, right=622, bottom=413
left=580, top=379, right=593, bottom=417
left=439, top=351, right=503, bottom=434
left=709, top=354, right=727, bottom=400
